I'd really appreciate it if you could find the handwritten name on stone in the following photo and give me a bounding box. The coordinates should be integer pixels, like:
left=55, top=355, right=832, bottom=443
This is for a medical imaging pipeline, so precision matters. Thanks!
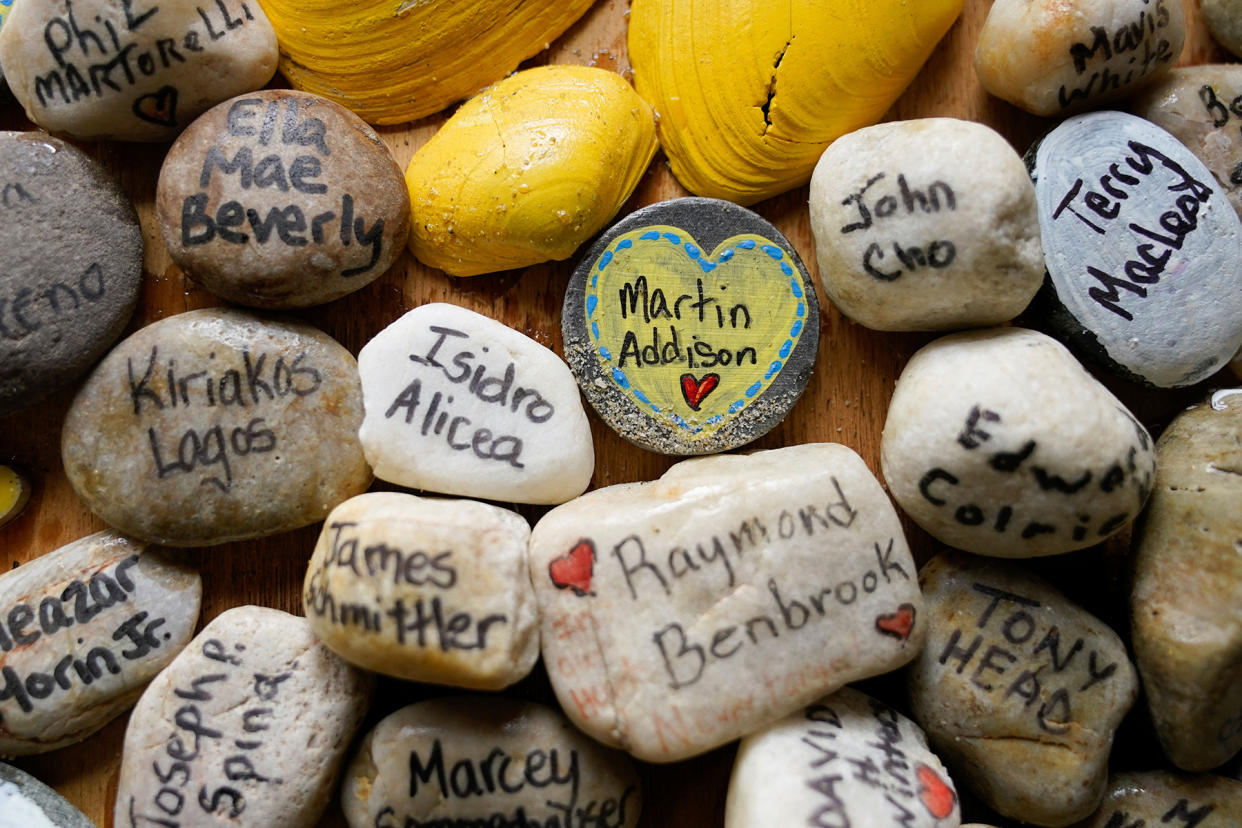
left=157, top=91, right=409, bottom=308
left=726, top=687, right=960, bottom=827
left=882, top=327, right=1155, bottom=557
left=1079, top=771, right=1242, bottom=827
left=0, top=0, right=278, bottom=140
left=1032, top=110, right=1242, bottom=387
left=0, top=531, right=200, bottom=756
left=303, top=492, right=538, bottom=690
left=359, top=303, right=593, bottom=504
left=908, top=553, right=1137, bottom=826
left=341, top=698, right=640, bottom=828
left=62, top=308, right=371, bottom=546
left=530, top=443, right=922, bottom=763
left=115, top=605, right=371, bottom=828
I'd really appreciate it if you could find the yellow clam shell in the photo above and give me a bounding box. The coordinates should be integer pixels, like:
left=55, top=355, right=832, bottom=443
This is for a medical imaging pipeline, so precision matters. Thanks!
left=405, top=65, right=659, bottom=277
left=256, top=0, right=595, bottom=124
left=629, top=0, right=964, bottom=205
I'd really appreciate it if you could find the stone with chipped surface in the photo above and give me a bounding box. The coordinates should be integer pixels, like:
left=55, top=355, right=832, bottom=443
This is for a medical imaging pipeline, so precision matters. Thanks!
left=115, top=606, right=371, bottom=828
left=0, top=762, right=95, bottom=827
left=908, top=552, right=1138, bottom=827
left=530, top=443, right=924, bottom=763
left=1074, top=771, right=1242, bottom=826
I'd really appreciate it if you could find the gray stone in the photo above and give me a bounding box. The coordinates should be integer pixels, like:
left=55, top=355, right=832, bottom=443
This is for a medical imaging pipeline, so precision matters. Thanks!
left=62, top=308, right=372, bottom=546
left=1029, top=110, right=1242, bottom=387
left=0, top=131, right=142, bottom=417
left=530, top=443, right=923, bottom=763
left=726, top=686, right=960, bottom=827
left=341, top=697, right=640, bottom=828
left=0, top=762, right=95, bottom=827
left=115, top=606, right=372, bottom=828
left=809, top=117, right=1043, bottom=331
left=303, top=492, right=539, bottom=689
left=1074, top=771, right=1242, bottom=827
left=0, top=0, right=277, bottom=141
left=1202, top=0, right=1242, bottom=58
left=908, top=552, right=1138, bottom=827
left=881, top=327, right=1155, bottom=558
left=563, top=197, right=819, bottom=456
left=1131, top=389, right=1242, bottom=770
left=0, top=531, right=200, bottom=755
left=157, top=91, right=410, bottom=308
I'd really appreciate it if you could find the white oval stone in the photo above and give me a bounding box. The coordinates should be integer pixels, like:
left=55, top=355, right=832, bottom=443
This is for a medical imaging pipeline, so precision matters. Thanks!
left=303, top=492, right=539, bottom=689
left=0, top=531, right=200, bottom=756
left=0, top=0, right=278, bottom=141
left=358, top=303, right=594, bottom=504
left=115, top=605, right=372, bottom=828
left=908, top=553, right=1138, bottom=827
left=529, top=443, right=924, bottom=763
left=726, top=686, right=960, bottom=828
left=974, top=0, right=1184, bottom=116
left=1030, top=110, right=1242, bottom=387
left=881, top=327, right=1155, bottom=557
left=809, top=118, right=1042, bottom=331
left=341, top=697, right=641, bottom=828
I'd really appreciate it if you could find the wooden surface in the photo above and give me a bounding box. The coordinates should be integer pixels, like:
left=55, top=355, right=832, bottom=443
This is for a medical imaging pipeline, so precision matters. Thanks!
left=0, top=1, right=1234, bottom=825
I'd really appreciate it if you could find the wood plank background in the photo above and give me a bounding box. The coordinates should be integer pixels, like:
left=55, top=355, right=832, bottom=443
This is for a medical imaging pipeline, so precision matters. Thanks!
left=0, top=1, right=1234, bottom=824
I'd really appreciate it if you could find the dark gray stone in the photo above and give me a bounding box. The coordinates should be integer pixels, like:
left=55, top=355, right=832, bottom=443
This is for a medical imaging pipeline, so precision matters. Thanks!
left=0, top=762, right=95, bottom=827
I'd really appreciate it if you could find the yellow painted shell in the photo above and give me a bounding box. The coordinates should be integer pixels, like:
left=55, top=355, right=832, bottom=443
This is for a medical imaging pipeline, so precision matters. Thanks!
left=405, top=65, right=659, bottom=277
left=0, top=465, right=29, bottom=528
left=629, top=0, right=965, bottom=205
left=255, top=0, right=595, bottom=124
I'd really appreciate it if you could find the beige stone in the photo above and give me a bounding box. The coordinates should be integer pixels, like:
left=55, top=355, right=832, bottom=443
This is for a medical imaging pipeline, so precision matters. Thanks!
left=303, top=492, right=539, bottom=690
left=908, top=552, right=1138, bottom=827
left=1131, top=389, right=1242, bottom=770
left=1202, top=0, right=1242, bottom=58
left=530, top=443, right=924, bottom=763
left=1074, top=771, right=1242, bottom=826
left=341, top=698, right=640, bottom=828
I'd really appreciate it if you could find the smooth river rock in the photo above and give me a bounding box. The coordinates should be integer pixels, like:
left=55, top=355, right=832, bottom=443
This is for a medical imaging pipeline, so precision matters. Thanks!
left=0, top=0, right=278, bottom=141
left=726, top=686, right=960, bottom=828
left=530, top=443, right=924, bottom=763
left=341, top=697, right=641, bottom=828
left=158, top=90, right=410, bottom=308
left=0, top=531, right=200, bottom=756
left=115, top=606, right=371, bottom=828
left=358, top=303, right=593, bottom=504
left=1075, top=771, right=1242, bottom=827
left=1131, top=389, right=1242, bottom=771
left=1202, top=0, right=1242, bottom=58
left=0, top=131, right=143, bottom=417
left=975, top=0, right=1183, bottom=116
left=1131, top=65, right=1242, bottom=220
left=62, top=308, right=371, bottom=546
left=809, top=117, right=1043, bottom=331
left=909, top=553, right=1138, bottom=827
left=1029, top=110, right=1242, bottom=387
left=0, top=762, right=95, bottom=827
left=881, top=327, right=1155, bottom=558
left=303, top=492, right=539, bottom=689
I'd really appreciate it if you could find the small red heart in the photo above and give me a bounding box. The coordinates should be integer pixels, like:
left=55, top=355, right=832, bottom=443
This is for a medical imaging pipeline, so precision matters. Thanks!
left=875, top=603, right=916, bottom=640
left=549, top=539, right=595, bottom=597
left=680, top=373, right=720, bottom=410
left=916, top=763, right=956, bottom=819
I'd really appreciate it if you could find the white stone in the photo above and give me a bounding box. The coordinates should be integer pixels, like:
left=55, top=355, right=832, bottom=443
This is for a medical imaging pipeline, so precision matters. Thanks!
left=1031, top=110, right=1242, bottom=387
left=341, top=697, right=641, bottom=828
left=881, top=327, right=1155, bottom=557
left=358, top=303, right=594, bottom=504
left=0, top=0, right=278, bottom=141
left=726, top=686, right=961, bottom=828
left=303, top=492, right=539, bottom=689
left=114, top=606, right=371, bottom=828
left=809, top=118, right=1042, bottom=331
left=0, top=531, right=200, bottom=756
left=529, top=443, right=924, bottom=763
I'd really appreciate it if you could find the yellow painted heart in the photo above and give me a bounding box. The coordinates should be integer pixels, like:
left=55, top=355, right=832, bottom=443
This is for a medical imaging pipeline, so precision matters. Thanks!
left=583, top=226, right=809, bottom=437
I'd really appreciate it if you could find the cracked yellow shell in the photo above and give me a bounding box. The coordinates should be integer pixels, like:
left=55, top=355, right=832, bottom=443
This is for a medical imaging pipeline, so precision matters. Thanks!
left=630, top=0, right=964, bottom=205
left=405, top=65, right=658, bottom=277
left=255, top=0, right=595, bottom=124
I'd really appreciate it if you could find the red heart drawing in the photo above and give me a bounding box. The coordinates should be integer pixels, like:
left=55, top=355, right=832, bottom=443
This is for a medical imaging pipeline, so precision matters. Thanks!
left=875, top=603, right=916, bottom=640
left=680, top=373, right=720, bottom=410
left=549, top=539, right=596, bottom=597
left=915, top=763, right=956, bottom=819
left=132, top=86, right=178, bottom=128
